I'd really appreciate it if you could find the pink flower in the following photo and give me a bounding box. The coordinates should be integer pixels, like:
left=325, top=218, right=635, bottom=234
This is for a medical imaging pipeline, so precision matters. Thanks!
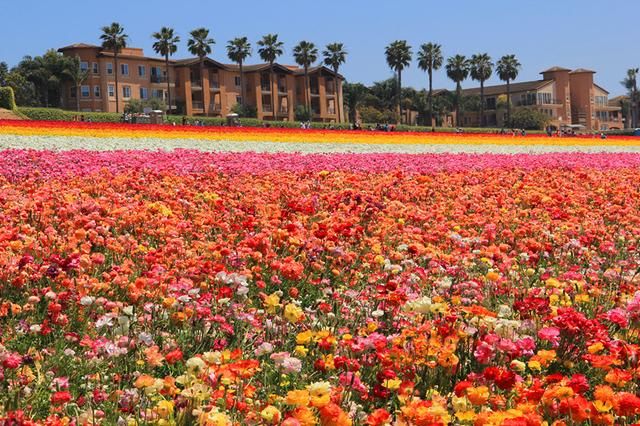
left=538, top=327, right=561, bottom=347
left=2, top=353, right=22, bottom=369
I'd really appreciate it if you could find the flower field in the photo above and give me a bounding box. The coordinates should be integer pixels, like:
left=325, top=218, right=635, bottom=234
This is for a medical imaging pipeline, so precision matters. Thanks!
left=3, top=121, right=640, bottom=425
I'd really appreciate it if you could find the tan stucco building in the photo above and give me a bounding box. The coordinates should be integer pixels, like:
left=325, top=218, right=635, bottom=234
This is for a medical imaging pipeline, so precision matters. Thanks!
left=58, top=43, right=345, bottom=123
left=459, top=66, right=623, bottom=131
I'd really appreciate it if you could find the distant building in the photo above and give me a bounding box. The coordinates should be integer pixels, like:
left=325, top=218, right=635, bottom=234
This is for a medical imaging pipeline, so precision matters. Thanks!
left=58, top=43, right=345, bottom=123
left=457, top=67, right=623, bottom=131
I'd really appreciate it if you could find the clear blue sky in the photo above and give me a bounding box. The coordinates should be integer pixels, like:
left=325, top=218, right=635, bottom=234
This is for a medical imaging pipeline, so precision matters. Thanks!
left=1, top=0, right=638, bottom=96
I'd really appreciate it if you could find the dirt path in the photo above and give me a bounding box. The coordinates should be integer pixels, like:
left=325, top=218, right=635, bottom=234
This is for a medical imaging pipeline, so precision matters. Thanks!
left=0, top=108, right=24, bottom=120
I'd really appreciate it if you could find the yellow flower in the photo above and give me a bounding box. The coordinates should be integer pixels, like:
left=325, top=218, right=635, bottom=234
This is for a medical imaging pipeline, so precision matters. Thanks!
left=296, top=330, right=314, bottom=345
left=199, top=407, right=232, bottom=426
left=593, top=399, right=613, bottom=413
left=264, top=293, right=280, bottom=313
left=383, top=378, right=402, bottom=390
left=284, top=303, right=304, bottom=323
left=294, top=345, right=309, bottom=357
left=455, top=410, right=476, bottom=422
left=286, top=389, right=311, bottom=407
left=261, top=405, right=282, bottom=424
left=307, top=381, right=331, bottom=408
left=155, top=400, right=174, bottom=419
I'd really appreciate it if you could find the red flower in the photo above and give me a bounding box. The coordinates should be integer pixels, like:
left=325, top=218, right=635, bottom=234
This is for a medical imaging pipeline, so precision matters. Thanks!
left=165, top=348, right=183, bottom=365
left=51, top=391, right=72, bottom=405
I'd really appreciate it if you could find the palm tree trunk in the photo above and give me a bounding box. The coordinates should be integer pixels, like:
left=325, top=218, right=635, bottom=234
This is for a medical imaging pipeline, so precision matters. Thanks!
left=165, top=54, right=171, bottom=114
left=456, top=82, right=461, bottom=127
left=76, top=82, right=80, bottom=112
left=334, top=67, right=341, bottom=124
left=200, top=59, right=206, bottom=116
left=428, top=68, right=434, bottom=131
left=506, top=79, right=511, bottom=127
left=114, top=52, right=120, bottom=114
left=397, top=70, right=402, bottom=124
left=239, top=61, right=245, bottom=108
left=271, top=64, right=277, bottom=121
left=480, top=80, right=485, bottom=127
left=304, top=65, right=313, bottom=121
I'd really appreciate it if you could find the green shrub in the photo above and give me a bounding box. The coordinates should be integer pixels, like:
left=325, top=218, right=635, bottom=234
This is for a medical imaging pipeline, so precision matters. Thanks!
left=508, top=109, right=550, bottom=130
left=294, top=106, right=311, bottom=121
left=0, top=86, right=17, bottom=110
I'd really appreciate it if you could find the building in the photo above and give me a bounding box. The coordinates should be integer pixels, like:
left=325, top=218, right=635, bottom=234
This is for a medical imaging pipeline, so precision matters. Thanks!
left=58, top=43, right=345, bottom=123
left=457, top=66, right=623, bottom=131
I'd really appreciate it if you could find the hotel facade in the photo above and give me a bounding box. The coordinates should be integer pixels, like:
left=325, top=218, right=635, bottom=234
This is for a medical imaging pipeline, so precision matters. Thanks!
left=458, top=67, right=623, bottom=131
left=58, top=43, right=345, bottom=123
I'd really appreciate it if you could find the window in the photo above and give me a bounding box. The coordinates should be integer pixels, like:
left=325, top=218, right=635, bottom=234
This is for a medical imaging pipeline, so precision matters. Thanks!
left=70, top=87, right=77, bottom=98
left=106, top=63, right=113, bottom=75
left=234, top=76, right=241, bottom=87
left=236, top=96, right=242, bottom=105
left=81, top=85, right=90, bottom=98
left=138, top=65, right=146, bottom=77
left=152, top=89, right=165, bottom=99
left=92, top=62, right=99, bottom=74
left=121, top=64, right=129, bottom=75
left=537, top=92, right=552, bottom=105
left=123, top=86, right=131, bottom=98
left=93, top=86, right=101, bottom=97
left=80, top=61, right=89, bottom=72
left=140, top=87, right=148, bottom=99
left=108, top=85, right=115, bottom=98
left=595, top=95, right=608, bottom=107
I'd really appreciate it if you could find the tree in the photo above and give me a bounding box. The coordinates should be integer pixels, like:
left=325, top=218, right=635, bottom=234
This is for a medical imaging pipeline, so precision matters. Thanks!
left=322, top=43, right=347, bottom=122
left=446, top=55, right=470, bottom=127
left=0, top=62, right=8, bottom=86
left=226, top=37, right=252, bottom=110
left=152, top=27, right=180, bottom=113
left=63, top=56, right=90, bottom=112
left=623, top=68, right=639, bottom=128
left=384, top=40, right=412, bottom=124
left=16, top=50, right=71, bottom=107
left=100, top=22, right=128, bottom=113
left=188, top=27, right=215, bottom=115
left=496, top=54, right=521, bottom=126
left=293, top=41, right=318, bottom=117
left=509, top=108, right=549, bottom=130
left=257, top=34, right=284, bottom=120
left=470, top=53, right=493, bottom=127
left=5, top=71, right=37, bottom=106
left=342, top=82, right=368, bottom=123
left=417, top=42, right=443, bottom=130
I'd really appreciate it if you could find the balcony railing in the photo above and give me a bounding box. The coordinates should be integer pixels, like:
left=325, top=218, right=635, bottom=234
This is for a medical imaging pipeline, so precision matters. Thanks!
left=278, top=86, right=287, bottom=94
left=327, top=108, right=336, bottom=115
left=280, top=107, right=289, bottom=114
left=209, top=103, right=222, bottom=113
left=515, top=99, right=562, bottom=107
left=150, top=75, right=168, bottom=83
left=262, top=104, right=273, bottom=112
left=210, top=81, right=220, bottom=90
left=310, top=87, right=320, bottom=96
left=191, top=80, right=202, bottom=89
left=192, top=101, right=204, bottom=110
left=261, top=83, right=271, bottom=92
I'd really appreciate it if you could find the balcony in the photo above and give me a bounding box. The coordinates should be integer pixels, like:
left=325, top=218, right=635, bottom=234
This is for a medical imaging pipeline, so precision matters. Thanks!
left=261, top=83, right=271, bottom=93
left=278, top=86, right=287, bottom=94
left=262, top=104, right=273, bottom=113
left=310, top=87, right=320, bottom=96
left=515, top=98, right=562, bottom=107
left=209, top=103, right=222, bottom=113
left=191, top=80, right=202, bottom=89
left=192, top=101, right=204, bottom=110
left=210, top=81, right=220, bottom=90
left=279, top=107, right=289, bottom=114
left=151, top=75, right=168, bottom=84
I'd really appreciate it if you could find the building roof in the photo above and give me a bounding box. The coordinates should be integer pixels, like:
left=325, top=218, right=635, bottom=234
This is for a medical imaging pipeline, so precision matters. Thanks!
left=609, top=95, right=629, bottom=105
left=58, top=43, right=101, bottom=52
left=224, top=63, right=295, bottom=74
left=593, top=83, right=610, bottom=94
left=98, top=51, right=168, bottom=63
left=292, top=65, right=343, bottom=79
left=570, top=68, right=596, bottom=74
left=173, top=57, right=228, bottom=68
left=540, top=66, right=571, bottom=73
left=461, top=79, right=553, bottom=97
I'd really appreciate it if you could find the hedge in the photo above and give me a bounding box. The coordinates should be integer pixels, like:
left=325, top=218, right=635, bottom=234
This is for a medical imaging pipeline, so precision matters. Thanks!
left=17, top=107, right=548, bottom=134
left=0, top=87, right=17, bottom=110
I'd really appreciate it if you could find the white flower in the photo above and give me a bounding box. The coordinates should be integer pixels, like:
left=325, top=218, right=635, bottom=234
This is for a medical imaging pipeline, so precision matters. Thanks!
left=80, top=296, right=95, bottom=306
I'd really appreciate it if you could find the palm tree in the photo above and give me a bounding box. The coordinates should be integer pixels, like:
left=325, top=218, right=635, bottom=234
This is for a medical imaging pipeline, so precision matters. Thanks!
left=226, top=37, right=252, bottom=110
left=384, top=40, right=412, bottom=124
left=496, top=54, right=521, bottom=126
left=446, top=55, right=470, bottom=127
left=417, top=42, right=443, bottom=131
left=322, top=43, right=347, bottom=123
left=293, top=41, right=318, bottom=117
left=63, top=56, right=90, bottom=112
left=257, top=34, right=284, bottom=119
left=470, top=53, right=493, bottom=127
left=187, top=28, right=214, bottom=114
left=152, top=27, right=180, bottom=113
left=100, top=22, right=128, bottom=113
left=623, top=68, right=639, bottom=128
